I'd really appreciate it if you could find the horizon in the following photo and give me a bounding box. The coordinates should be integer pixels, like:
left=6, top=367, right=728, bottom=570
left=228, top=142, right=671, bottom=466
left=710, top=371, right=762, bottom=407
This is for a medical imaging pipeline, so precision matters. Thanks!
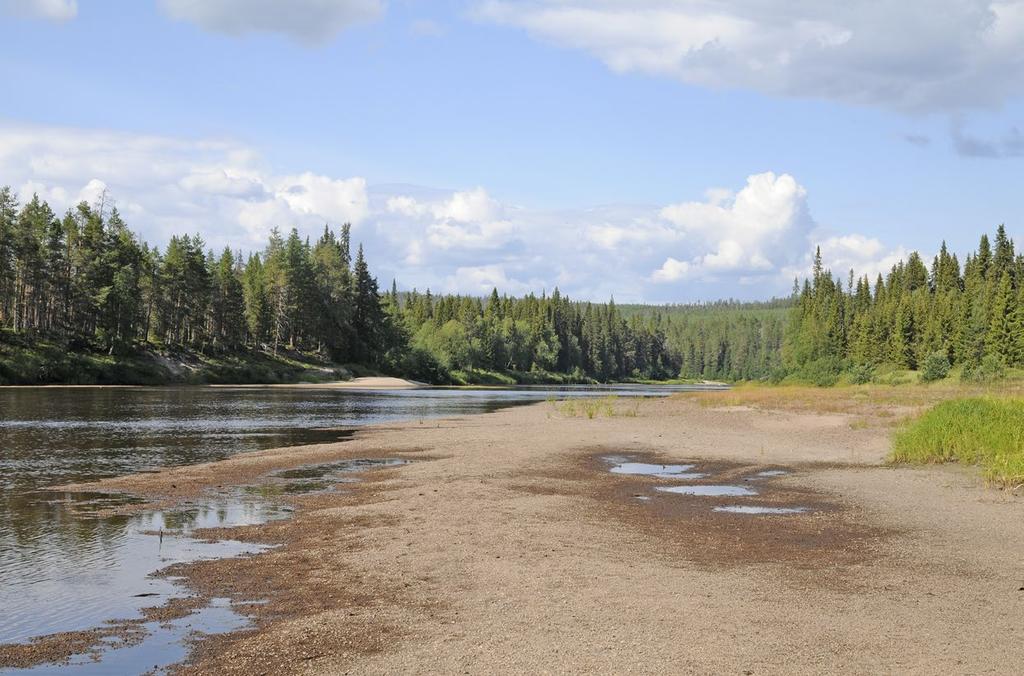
left=1, top=1, right=1022, bottom=303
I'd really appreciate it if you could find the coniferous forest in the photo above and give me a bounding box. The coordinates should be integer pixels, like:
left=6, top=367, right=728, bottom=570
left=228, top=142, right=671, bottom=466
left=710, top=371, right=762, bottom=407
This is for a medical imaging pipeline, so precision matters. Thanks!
left=0, top=185, right=1018, bottom=386
left=785, top=225, right=1024, bottom=385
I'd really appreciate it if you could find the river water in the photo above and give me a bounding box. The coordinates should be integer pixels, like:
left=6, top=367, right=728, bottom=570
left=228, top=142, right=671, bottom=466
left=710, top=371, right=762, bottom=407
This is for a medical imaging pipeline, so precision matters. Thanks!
left=0, top=383, right=715, bottom=671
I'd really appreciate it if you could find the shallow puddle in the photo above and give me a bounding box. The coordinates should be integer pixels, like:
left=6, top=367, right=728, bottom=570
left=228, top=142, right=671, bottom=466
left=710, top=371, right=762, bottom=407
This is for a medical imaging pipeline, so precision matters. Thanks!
left=606, top=460, right=706, bottom=480
left=256, top=458, right=408, bottom=496
left=271, top=458, right=407, bottom=481
left=713, top=505, right=809, bottom=515
left=656, top=485, right=758, bottom=497
left=752, top=470, right=789, bottom=478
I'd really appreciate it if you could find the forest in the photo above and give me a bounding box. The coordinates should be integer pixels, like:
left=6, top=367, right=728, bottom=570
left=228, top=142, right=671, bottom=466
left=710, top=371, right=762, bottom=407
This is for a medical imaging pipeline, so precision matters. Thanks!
left=785, top=226, right=1024, bottom=385
left=0, top=187, right=782, bottom=384
left=0, top=184, right=1017, bottom=386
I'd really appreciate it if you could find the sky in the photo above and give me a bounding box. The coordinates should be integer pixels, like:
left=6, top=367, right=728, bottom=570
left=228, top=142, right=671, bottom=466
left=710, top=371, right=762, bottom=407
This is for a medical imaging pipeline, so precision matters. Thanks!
left=0, top=0, right=1022, bottom=303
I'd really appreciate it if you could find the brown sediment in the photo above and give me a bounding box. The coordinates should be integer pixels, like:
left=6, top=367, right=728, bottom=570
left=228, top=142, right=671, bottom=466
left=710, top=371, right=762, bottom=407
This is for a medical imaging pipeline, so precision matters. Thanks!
left=8, top=396, right=1024, bottom=674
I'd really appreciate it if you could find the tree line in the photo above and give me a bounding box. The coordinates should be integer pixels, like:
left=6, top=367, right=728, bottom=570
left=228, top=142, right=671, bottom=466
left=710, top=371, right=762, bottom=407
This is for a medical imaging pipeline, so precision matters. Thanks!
left=8, top=185, right=1011, bottom=385
left=0, top=187, right=394, bottom=365
left=785, top=225, right=1024, bottom=383
left=0, top=186, right=788, bottom=383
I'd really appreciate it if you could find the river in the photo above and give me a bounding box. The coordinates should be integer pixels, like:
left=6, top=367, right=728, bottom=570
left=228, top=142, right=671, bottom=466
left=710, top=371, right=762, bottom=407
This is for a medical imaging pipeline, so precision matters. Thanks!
left=0, top=383, right=718, bottom=671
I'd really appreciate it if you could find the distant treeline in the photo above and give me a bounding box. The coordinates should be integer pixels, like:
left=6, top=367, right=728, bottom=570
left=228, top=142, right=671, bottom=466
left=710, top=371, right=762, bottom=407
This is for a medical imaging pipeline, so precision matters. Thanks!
left=3, top=185, right=1016, bottom=385
left=785, top=225, right=1024, bottom=384
left=0, top=186, right=784, bottom=383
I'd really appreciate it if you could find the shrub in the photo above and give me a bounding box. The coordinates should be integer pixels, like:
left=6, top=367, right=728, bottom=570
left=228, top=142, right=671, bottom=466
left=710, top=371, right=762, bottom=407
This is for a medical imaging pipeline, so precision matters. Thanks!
left=962, top=354, right=1007, bottom=383
left=920, top=351, right=950, bottom=382
left=848, top=363, right=875, bottom=385
left=795, top=357, right=843, bottom=387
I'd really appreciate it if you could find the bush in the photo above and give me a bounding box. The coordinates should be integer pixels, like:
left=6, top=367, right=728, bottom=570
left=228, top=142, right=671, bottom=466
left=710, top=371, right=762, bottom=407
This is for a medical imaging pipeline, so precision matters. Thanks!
left=795, top=357, right=843, bottom=387
left=396, top=346, right=451, bottom=384
left=848, top=363, right=875, bottom=385
left=962, top=354, right=1007, bottom=383
left=920, top=351, right=950, bottom=382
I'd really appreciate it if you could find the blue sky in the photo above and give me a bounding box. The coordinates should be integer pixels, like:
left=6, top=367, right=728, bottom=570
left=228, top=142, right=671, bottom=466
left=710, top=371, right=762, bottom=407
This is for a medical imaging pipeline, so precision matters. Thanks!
left=1, top=0, right=1022, bottom=302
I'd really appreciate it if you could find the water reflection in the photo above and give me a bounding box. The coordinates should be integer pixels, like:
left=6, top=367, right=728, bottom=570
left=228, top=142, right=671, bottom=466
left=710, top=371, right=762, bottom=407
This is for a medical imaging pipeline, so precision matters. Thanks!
left=0, top=494, right=281, bottom=644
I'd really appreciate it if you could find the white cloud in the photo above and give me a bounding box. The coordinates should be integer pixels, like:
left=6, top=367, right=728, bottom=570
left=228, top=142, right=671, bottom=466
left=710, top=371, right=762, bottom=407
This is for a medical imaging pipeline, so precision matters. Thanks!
left=384, top=188, right=516, bottom=251
left=651, top=257, right=690, bottom=282
left=816, top=234, right=910, bottom=282
left=0, top=123, right=369, bottom=247
left=1, top=0, right=76, bottom=21
left=444, top=264, right=538, bottom=296
left=651, top=171, right=813, bottom=280
left=475, top=0, right=1024, bottom=111
left=159, top=0, right=383, bottom=43
left=0, top=122, right=910, bottom=302
left=274, top=172, right=368, bottom=224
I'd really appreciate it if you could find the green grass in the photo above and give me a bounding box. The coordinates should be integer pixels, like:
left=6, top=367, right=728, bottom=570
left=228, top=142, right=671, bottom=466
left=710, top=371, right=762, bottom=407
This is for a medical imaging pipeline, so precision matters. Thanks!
left=552, top=395, right=644, bottom=419
left=891, top=397, right=1024, bottom=487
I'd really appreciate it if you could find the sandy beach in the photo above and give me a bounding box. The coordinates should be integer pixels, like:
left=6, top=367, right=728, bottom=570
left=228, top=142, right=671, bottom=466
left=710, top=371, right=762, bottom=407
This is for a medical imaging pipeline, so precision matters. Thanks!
left=21, top=395, right=1024, bottom=674
left=209, top=377, right=428, bottom=390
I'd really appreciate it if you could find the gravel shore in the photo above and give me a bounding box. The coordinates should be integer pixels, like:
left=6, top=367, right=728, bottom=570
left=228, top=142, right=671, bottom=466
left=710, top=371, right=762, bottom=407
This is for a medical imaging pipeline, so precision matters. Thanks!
left=19, top=396, right=1024, bottom=674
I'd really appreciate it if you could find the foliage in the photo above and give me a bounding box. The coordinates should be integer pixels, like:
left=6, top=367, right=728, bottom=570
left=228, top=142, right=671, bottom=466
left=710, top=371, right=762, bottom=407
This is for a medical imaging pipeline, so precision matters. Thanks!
left=920, top=351, right=951, bottom=382
left=4, top=184, right=1023, bottom=388
left=848, top=363, right=875, bottom=385
left=962, top=354, right=1007, bottom=383
left=892, top=398, right=1024, bottom=486
left=786, top=227, right=1024, bottom=385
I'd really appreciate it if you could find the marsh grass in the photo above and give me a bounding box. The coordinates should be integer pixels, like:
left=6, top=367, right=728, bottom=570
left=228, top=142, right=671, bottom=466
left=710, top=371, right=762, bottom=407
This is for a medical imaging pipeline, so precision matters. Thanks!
left=553, top=395, right=643, bottom=419
left=891, top=398, right=1024, bottom=487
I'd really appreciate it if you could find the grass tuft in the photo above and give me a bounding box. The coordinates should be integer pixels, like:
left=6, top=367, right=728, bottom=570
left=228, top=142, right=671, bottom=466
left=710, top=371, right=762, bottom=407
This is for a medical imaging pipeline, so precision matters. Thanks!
left=891, top=397, right=1024, bottom=487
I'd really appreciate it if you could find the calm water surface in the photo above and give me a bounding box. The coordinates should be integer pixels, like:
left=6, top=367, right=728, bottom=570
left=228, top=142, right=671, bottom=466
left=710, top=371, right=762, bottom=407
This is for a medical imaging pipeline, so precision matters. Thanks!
left=0, top=383, right=714, bottom=669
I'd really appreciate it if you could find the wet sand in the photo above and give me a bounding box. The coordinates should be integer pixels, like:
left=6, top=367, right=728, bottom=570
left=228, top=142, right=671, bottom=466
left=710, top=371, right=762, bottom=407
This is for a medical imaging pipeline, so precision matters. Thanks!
left=21, top=396, right=1024, bottom=673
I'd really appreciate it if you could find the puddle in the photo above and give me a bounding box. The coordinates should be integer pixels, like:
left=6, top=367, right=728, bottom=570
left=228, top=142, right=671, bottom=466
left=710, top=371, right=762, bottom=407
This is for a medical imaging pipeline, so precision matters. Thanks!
left=271, top=458, right=407, bottom=481
left=7, top=598, right=250, bottom=676
left=752, top=470, right=789, bottom=478
left=656, top=485, right=758, bottom=497
left=254, top=458, right=408, bottom=496
left=713, top=506, right=809, bottom=515
left=243, top=480, right=336, bottom=497
left=606, top=460, right=706, bottom=480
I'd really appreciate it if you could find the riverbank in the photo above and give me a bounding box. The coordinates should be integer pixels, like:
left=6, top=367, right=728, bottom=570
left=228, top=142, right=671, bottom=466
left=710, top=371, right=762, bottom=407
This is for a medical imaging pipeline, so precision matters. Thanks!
left=0, top=336, right=355, bottom=386
left=19, top=393, right=1020, bottom=674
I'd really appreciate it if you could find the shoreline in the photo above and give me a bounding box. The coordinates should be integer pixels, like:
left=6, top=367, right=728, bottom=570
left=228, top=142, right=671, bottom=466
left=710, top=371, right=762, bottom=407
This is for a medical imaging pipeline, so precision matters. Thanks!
left=8, top=396, right=1024, bottom=673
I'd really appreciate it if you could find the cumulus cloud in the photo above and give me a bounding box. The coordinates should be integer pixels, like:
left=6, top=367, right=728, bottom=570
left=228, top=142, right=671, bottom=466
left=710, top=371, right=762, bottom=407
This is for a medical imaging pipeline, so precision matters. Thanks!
left=1, top=0, right=76, bottom=21
left=445, top=264, right=540, bottom=296
left=651, top=172, right=813, bottom=281
left=475, top=0, right=1024, bottom=111
left=0, top=123, right=369, bottom=248
left=159, top=0, right=383, bottom=43
left=651, top=257, right=690, bottom=282
left=812, top=234, right=910, bottom=282
left=0, top=122, right=909, bottom=301
left=384, top=187, right=516, bottom=251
